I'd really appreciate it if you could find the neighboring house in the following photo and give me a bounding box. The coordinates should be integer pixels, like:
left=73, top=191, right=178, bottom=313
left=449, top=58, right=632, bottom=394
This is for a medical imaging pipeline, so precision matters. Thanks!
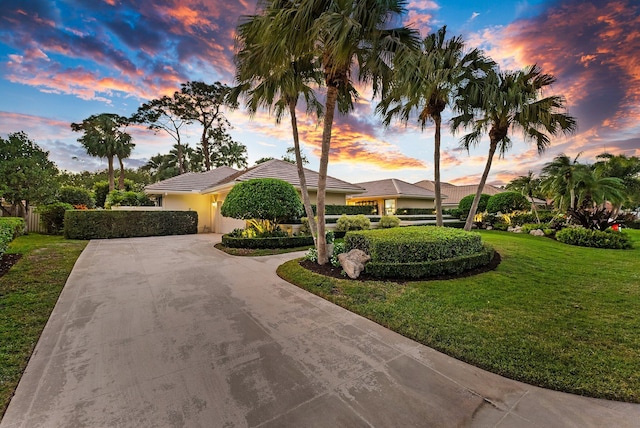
left=347, top=178, right=437, bottom=215
left=414, top=180, right=503, bottom=209
left=145, top=159, right=365, bottom=234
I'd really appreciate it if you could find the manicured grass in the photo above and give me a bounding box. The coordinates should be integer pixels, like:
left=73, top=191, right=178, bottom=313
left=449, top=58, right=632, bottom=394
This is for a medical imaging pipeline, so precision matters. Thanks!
left=214, top=242, right=312, bottom=256
left=0, top=234, right=87, bottom=417
left=277, top=230, right=640, bottom=402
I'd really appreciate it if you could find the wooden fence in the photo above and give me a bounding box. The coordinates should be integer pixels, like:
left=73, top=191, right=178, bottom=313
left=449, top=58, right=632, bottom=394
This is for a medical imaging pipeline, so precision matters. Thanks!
left=0, top=207, right=46, bottom=233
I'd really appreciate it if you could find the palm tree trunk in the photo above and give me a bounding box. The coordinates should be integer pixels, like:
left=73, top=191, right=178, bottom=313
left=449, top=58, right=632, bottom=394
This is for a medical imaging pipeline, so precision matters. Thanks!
left=464, top=139, right=498, bottom=231
left=434, top=114, right=443, bottom=227
left=317, top=84, right=339, bottom=265
left=289, top=100, right=318, bottom=244
left=107, top=156, right=115, bottom=192
left=117, top=156, right=126, bottom=190
left=530, top=195, right=540, bottom=223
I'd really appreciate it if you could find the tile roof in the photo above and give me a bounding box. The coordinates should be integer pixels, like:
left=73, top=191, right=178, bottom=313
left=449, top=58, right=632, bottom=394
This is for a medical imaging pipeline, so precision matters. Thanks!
left=349, top=178, right=437, bottom=199
left=414, top=180, right=503, bottom=205
left=145, top=167, right=238, bottom=193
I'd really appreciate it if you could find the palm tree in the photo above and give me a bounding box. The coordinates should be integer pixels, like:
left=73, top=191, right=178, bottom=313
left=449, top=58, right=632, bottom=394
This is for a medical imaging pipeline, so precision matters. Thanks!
left=506, top=170, right=543, bottom=222
left=234, top=7, right=324, bottom=244
left=267, top=0, right=419, bottom=264
left=540, top=153, right=586, bottom=211
left=71, top=113, right=133, bottom=192
left=115, top=132, right=134, bottom=190
left=451, top=65, right=577, bottom=231
left=377, top=26, right=493, bottom=226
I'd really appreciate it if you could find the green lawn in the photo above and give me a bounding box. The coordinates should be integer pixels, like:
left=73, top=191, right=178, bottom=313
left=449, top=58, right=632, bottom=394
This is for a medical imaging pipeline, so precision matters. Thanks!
left=277, top=229, right=640, bottom=402
left=0, top=234, right=87, bottom=417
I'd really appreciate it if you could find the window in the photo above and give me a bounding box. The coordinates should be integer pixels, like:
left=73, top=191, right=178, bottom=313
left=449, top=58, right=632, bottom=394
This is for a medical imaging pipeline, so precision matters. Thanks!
left=384, top=199, right=396, bottom=215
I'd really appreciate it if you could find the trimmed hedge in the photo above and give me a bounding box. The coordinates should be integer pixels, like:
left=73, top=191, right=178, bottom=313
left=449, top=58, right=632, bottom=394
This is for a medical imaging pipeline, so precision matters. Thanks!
left=395, top=208, right=434, bottom=215
left=364, top=246, right=494, bottom=279
left=313, top=205, right=375, bottom=215
left=378, top=215, right=400, bottom=228
left=335, top=214, right=371, bottom=232
left=221, top=234, right=314, bottom=249
left=556, top=227, right=633, bottom=249
left=64, top=210, right=198, bottom=239
left=346, top=226, right=485, bottom=263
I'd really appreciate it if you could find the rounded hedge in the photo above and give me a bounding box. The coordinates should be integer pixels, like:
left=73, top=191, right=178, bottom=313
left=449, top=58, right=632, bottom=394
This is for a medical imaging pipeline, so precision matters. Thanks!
left=221, top=178, right=303, bottom=223
left=556, top=227, right=633, bottom=249
left=458, top=193, right=491, bottom=214
left=486, top=192, right=529, bottom=214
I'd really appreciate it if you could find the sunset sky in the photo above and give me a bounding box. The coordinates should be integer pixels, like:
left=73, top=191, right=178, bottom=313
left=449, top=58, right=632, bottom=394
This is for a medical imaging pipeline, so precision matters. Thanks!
left=1, top=0, right=639, bottom=186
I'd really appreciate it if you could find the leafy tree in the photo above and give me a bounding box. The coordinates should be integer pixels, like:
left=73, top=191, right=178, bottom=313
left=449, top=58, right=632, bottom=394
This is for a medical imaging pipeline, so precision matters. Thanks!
left=282, top=147, right=309, bottom=165
left=486, top=192, right=529, bottom=214
left=221, top=178, right=303, bottom=233
left=458, top=193, right=491, bottom=215
left=142, top=144, right=203, bottom=181
left=258, top=0, right=419, bottom=263
left=452, top=65, right=577, bottom=231
left=58, top=168, right=152, bottom=191
left=0, top=131, right=59, bottom=217
left=131, top=93, right=191, bottom=174
left=71, top=113, right=134, bottom=191
left=234, top=9, right=323, bottom=244
left=206, top=125, right=248, bottom=169
left=378, top=26, right=493, bottom=226
left=58, top=186, right=95, bottom=208
left=177, top=81, right=236, bottom=171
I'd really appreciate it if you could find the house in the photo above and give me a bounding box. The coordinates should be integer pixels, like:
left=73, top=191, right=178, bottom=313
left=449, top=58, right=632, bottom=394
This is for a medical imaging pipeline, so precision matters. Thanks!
left=414, top=180, right=503, bottom=209
left=145, top=159, right=365, bottom=233
left=346, top=178, right=437, bottom=215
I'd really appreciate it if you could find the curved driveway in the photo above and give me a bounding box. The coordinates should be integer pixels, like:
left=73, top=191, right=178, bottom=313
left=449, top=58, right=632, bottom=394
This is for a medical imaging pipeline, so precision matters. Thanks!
left=2, top=234, right=639, bottom=427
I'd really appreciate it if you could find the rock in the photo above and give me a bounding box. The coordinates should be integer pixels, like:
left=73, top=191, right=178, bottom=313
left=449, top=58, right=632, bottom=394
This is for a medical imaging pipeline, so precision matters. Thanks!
left=338, top=249, right=371, bottom=279
left=508, top=226, right=522, bottom=233
left=530, top=229, right=545, bottom=236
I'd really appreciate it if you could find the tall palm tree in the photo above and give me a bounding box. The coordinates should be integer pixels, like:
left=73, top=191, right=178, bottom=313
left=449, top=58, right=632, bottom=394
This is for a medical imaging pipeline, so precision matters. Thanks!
left=377, top=26, right=493, bottom=226
left=115, top=132, right=134, bottom=190
left=268, top=0, right=419, bottom=264
left=540, top=153, right=586, bottom=211
left=506, top=170, right=543, bottom=222
left=451, top=65, right=577, bottom=231
left=234, top=7, right=325, bottom=244
left=71, top=113, right=133, bottom=192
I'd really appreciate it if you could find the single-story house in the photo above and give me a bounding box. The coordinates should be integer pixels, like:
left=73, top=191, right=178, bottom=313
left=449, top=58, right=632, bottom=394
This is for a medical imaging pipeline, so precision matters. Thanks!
left=346, top=178, right=438, bottom=215
left=145, top=159, right=365, bottom=234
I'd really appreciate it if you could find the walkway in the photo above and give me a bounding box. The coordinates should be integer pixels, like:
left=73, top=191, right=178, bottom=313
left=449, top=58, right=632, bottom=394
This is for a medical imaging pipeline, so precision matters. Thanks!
left=2, top=234, right=638, bottom=427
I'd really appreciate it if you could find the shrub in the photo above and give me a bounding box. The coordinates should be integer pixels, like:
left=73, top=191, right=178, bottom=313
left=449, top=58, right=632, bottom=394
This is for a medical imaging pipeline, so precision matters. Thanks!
left=486, top=192, right=529, bottom=214
left=222, top=179, right=303, bottom=231
left=316, top=205, right=375, bottom=215
left=37, top=202, right=74, bottom=234
left=395, top=208, right=434, bottom=215
left=0, top=220, right=20, bottom=258
left=378, top=215, right=400, bottom=228
left=458, top=194, right=491, bottom=215
left=520, top=223, right=547, bottom=234
left=105, top=190, right=154, bottom=209
left=335, top=214, right=371, bottom=232
left=93, top=181, right=110, bottom=208
left=510, top=210, right=555, bottom=226
left=64, top=210, right=197, bottom=239
left=0, top=217, right=26, bottom=238
left=345, top=226, right=493, bottom=279
left=556, top=227, right=633, bottom=249
left=58, top=186, right=95, bottom=208
left=222, top=234, right=314, bottom=249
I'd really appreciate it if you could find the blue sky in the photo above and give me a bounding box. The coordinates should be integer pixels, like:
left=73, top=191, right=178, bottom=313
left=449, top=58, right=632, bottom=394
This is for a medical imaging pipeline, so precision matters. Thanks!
left=1, top=0, right=639, bottom=186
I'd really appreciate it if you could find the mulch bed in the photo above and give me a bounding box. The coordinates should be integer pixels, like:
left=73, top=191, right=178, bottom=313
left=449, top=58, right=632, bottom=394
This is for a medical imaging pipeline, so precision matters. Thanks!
left=0, top=254, right=22, bottom=278
left=299, top=251, right=501, bottom=282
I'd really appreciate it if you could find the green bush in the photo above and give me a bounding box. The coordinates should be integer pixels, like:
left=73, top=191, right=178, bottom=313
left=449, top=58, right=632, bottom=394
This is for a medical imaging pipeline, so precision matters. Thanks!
left=486, top=192, right=530, bottom=214
left=458, top=194, right=491, bottom=215
left=378, top=215, right=400, bottom=228
left=335, top=214, right=371, bottom=232
left=520, top=223, right=547, bottom=234
left=64, top=210, right=198, bottom=239
left=0, top=217, right=26, bottom=238
left=93, top=181, right=110, bottom=208
left=0, top=221, right=19, bottom=258
left=222, top=234, right=314, bottom=249
left=105, top=190, right=154, bottom=209
left=37, top=202, right=74, bottom=234
left=58, top=186, right=95, bottom=208
left=222, top=179, right=303, bottom=226
left=556, top=227, right=633, bottom=249
left=315, top=205, right=375, bottom=215
left=509, top=210, right=555, bottom=226
left=395, top=208, right=434, bottom=215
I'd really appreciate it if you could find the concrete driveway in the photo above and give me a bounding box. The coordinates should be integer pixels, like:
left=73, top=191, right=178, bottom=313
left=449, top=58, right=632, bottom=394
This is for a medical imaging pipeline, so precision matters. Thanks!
left=2, top=234, right=639, bottom=427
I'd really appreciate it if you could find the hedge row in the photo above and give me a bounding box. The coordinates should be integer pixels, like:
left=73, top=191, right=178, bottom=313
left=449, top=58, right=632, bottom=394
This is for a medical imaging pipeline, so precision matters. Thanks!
left=556, top=227, right=633, bottom=249
left=395, top=208, right=434, bottom=215
left=364, top=246, right=494, bottom=279
left=0, top=217, right=25, bottom=258
left=64, top=211, right=198, bottom=239
left=221, top=234, right=314, bottom=249
left=346, top=226, right=484, bottom=263
left=312, top=205, right=375, bottom=215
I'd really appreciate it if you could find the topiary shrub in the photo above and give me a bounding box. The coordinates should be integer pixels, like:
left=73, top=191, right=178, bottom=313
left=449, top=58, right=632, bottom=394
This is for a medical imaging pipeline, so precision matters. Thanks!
left=378, top=215, right=400, bottom=228
left=335, top=214, right=371, bottom=232
left=37, top=202, right=74, bottom=234
left=345, top=226, right=493, bottom=279
left=556, top=227, right=633, bottom=249
left=58, top=186, right=95, bottom=208
left=486, top=192, right=529, bottom=214
left=64, top=210, right=197, bottom=239
left=458, top=194, right=491, bottom=215
left=222, top=178, right=303, bottom=234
